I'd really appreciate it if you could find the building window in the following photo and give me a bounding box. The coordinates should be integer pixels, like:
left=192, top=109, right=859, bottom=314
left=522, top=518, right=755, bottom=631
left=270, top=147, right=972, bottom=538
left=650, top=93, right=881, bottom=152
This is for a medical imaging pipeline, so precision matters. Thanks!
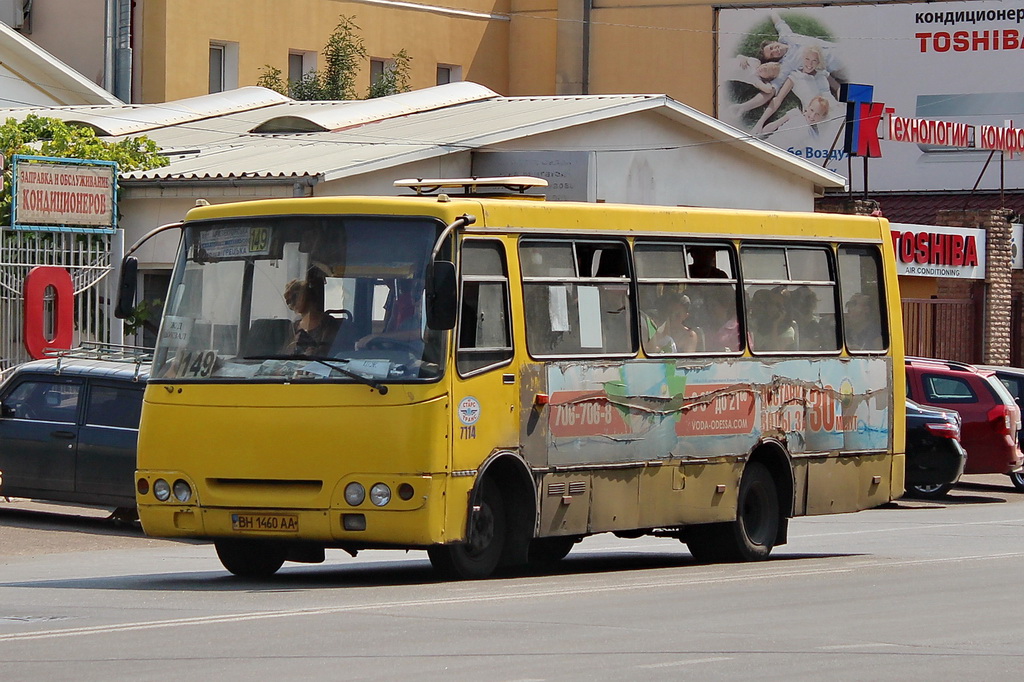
left=209, top=41, right=239, bottom=93
left=209, top=45, right=224, bottom=93
left=288, top=54, right=304, bottom=84
left=370, top=58, right=387, bottom=88
left=288, top=51, right=316, bottom=86
left=436, top=64, right=462, bottom=85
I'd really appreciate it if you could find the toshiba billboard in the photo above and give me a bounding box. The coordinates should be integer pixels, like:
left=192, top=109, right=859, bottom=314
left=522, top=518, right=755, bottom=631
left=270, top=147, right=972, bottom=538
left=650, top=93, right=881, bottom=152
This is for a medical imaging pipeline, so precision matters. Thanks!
left=717, top=2, right=1024, bottom=192
left=890, top=223, right=986, bottom=279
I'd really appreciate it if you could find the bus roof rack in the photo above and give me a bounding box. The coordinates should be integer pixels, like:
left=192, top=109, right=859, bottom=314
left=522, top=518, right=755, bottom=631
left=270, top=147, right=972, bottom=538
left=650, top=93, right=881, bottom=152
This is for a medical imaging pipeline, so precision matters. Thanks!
left=394, top=176, right=548, bottom=196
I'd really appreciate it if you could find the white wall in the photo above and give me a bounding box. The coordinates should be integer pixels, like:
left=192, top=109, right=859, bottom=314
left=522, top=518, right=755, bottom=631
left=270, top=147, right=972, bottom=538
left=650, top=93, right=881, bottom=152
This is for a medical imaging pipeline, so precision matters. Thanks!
left=488, top=111, right=816, bottom=211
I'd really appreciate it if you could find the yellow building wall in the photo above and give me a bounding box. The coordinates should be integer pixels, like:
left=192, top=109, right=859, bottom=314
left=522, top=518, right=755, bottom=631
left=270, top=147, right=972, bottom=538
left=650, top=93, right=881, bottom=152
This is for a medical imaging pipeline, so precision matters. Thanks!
left=506, top=0, right=787, bottom=113
left=588, top=6, right=714, bottom=112
left=138, top=0, right=510, bottom=102
left=136, top=0, right=789, bottom=109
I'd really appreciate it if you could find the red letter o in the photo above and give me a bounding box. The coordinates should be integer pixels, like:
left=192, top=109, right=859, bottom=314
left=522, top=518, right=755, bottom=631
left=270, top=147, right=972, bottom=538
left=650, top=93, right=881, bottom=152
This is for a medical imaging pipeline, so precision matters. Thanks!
left=23, top=266, right=75, bottom=359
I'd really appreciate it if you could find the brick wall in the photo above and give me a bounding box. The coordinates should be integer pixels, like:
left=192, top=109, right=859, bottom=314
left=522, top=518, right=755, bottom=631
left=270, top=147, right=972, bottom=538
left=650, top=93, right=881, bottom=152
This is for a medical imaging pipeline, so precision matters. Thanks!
left=936, top=209, right=1014, bottom=365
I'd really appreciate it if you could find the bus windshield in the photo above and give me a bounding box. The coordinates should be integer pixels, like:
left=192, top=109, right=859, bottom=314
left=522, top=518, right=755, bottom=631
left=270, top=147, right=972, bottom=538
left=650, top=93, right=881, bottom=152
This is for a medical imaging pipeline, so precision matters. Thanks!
left=152, top=215, right=447, bottom=383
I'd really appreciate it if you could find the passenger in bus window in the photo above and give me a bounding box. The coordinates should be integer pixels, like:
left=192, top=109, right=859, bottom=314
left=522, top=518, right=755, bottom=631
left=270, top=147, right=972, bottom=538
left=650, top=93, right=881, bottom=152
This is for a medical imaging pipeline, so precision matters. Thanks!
left=355, top=278, right=425, bottom=351
left=749, top=288, right=797, bottom=352
left=845, top=293, right=883, bottom=350
left=284, top=277, right=340, bottom=356
left=790, top=285, right=826, bottom=351
left=648, top=293, right=700, bottom=353
left=700, top=286, right=741, bottom=352
left=688, top=246, right=729, bottom=279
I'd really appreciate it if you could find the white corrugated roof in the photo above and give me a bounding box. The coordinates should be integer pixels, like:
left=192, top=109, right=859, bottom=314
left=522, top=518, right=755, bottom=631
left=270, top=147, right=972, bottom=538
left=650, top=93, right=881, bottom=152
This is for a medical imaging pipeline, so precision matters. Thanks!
left=0, top=86, right=293, bottom=136
left=250, top=81, right=498, bottom=132
left=116, top=88, right=844, bottom=190
left=0, top=82, right=845, bottom=190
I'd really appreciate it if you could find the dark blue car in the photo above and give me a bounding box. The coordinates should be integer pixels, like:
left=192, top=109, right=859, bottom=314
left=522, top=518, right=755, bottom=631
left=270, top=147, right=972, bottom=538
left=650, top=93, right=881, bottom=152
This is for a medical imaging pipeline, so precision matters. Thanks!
left=0, top=348, right=149, bottom=516
left=903, top=398, right=967, bottom=499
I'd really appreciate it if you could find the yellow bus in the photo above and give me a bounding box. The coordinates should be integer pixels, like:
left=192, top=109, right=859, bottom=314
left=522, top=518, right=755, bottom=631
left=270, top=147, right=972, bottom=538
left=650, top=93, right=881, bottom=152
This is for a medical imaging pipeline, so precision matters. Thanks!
left=124, top=178, right=905, bottom=579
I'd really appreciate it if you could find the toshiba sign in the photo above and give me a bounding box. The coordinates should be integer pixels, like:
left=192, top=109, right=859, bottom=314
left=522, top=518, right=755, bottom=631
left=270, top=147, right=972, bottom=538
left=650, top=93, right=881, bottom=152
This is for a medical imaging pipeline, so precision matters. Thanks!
left=890, top=223, right=986, bottom=279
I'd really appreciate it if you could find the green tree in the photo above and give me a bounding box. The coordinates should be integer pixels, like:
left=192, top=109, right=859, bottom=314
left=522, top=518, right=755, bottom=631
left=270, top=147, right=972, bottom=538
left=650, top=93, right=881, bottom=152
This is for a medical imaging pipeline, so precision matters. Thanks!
left=0, top=114, right=168, bottom=225
left=258, top=16, right=412, bottom=101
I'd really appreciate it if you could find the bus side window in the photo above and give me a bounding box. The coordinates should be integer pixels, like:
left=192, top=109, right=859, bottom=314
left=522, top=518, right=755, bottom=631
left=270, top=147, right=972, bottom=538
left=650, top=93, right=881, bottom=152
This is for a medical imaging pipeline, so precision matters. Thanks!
left=635, top=241, right=740, bottom=355
left=458, top=241, right=513, bottom=375
left=838, top=246, right=887, bottom=352
left=740, top=245, right=838, bottom=354
left=520, top=240, right=634, bottom=357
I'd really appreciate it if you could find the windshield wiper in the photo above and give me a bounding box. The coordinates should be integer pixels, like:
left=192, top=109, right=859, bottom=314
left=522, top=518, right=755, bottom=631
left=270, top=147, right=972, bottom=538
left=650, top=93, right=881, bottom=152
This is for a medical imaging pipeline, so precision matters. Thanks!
left=243, top=354, right=389, bottom=395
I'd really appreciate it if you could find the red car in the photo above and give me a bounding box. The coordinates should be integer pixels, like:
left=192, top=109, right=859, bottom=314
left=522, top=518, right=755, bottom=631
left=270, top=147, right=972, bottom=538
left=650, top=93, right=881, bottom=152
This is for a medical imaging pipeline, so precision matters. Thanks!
left=905, top=357, right=1023, bottom=483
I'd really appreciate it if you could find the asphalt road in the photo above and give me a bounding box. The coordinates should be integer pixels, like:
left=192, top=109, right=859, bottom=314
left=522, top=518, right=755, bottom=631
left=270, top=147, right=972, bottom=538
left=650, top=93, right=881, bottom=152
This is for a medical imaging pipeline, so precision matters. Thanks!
left=2, top=475, right=1024, bottom=681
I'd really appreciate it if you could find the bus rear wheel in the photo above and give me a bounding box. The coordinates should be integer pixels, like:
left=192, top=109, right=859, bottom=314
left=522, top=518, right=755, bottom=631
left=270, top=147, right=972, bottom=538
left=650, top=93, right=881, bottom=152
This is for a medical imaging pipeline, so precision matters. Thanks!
left=685, top=461, right=780, bottom=563
left=528, top=536, right=577, bottom=566
left=428, top=479, right=506, bottom=579
left=215, top=539, right=287, bottom=578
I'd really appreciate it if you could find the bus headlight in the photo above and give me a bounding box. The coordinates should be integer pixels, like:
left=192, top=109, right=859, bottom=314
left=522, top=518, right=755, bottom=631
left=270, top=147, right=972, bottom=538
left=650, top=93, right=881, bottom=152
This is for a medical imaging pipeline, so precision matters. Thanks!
left=370, top=483, right=392, bottom=507
left=344, top=482, right=366, bottom=506
left=172, top=479, right=192, bottom=503
left=153, top=479, right=171, bottom=501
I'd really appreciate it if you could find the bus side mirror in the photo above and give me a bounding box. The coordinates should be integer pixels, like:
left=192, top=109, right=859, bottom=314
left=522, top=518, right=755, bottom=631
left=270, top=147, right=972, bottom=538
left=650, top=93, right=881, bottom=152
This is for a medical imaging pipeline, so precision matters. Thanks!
left=114, top=256, right=139, bottom=319
left=426, top=261, right=457, bottom=330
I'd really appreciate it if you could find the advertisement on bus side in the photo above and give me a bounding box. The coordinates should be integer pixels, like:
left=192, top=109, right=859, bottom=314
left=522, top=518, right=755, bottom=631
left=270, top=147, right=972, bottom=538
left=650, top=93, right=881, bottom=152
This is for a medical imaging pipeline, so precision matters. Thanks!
left=545, top=358, right=891, bottom=465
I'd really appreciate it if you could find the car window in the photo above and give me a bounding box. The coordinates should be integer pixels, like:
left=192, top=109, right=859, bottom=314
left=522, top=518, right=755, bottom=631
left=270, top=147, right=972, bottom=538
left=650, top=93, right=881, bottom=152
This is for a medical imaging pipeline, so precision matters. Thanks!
left=986, top=375, right=1018, bottom=410
left=996, top=374, right=1023, bottom=403
left=995, top=374, right=1019, bottom=401
left=85, top=383, right=144, bottom=429
left=2, top=379, right=81, bottom=423
left=922, top=373, right=977, bottom=403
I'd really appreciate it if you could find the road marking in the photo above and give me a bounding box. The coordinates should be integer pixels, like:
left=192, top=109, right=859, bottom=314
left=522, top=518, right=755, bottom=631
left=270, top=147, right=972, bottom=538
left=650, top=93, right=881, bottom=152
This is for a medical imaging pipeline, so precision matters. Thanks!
left=2, top=551, right=1023, bottom=643
left=796, top=516, right=1024, bottom=539
left=640, top=656, right=733, bottom=668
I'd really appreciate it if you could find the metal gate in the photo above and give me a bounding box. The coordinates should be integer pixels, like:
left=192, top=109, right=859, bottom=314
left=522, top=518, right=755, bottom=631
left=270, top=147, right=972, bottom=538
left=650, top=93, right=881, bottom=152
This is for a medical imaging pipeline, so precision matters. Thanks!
left=901, top=297, right=980, bottom=363
left=0, top=229, right=123, bottom=375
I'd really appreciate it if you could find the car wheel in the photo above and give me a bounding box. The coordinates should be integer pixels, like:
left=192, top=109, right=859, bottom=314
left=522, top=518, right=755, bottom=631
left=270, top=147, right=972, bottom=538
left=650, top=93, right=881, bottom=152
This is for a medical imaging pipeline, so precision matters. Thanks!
left=215, top=539, right=287, bottom=578
left=904, top=482, right=953, bottom=499
left=685, top=461, right=780, bottom=563
left=1008, top=471, right=1024, bottom=492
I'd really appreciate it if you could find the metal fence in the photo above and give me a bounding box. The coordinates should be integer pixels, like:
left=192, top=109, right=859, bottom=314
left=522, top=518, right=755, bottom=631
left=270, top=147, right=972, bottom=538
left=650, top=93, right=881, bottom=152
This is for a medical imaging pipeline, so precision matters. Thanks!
left=0, top=229, right=124, bottom=375
left=901, top=297, right=980, bottom=364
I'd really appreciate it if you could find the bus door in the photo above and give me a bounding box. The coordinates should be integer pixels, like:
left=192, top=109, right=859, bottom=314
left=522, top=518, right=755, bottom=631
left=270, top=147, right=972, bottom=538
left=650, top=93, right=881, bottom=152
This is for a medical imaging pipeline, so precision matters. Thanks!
left=451, top=240, right=519, bottom=472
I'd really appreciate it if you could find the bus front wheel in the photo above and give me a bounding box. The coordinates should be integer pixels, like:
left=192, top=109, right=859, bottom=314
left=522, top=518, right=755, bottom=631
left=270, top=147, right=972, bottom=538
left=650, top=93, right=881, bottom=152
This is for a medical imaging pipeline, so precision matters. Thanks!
left=428, top=480, right=506, bottom=579
left=685, top=461, right=780, bottom=563
left=215, top=539, right=287, bottom=578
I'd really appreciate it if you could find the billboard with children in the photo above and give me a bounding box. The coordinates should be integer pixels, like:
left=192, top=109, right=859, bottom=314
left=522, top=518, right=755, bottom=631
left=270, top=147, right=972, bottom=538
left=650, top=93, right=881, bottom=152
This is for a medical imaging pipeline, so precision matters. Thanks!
left=717, top=2, right=1024, bottom=192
